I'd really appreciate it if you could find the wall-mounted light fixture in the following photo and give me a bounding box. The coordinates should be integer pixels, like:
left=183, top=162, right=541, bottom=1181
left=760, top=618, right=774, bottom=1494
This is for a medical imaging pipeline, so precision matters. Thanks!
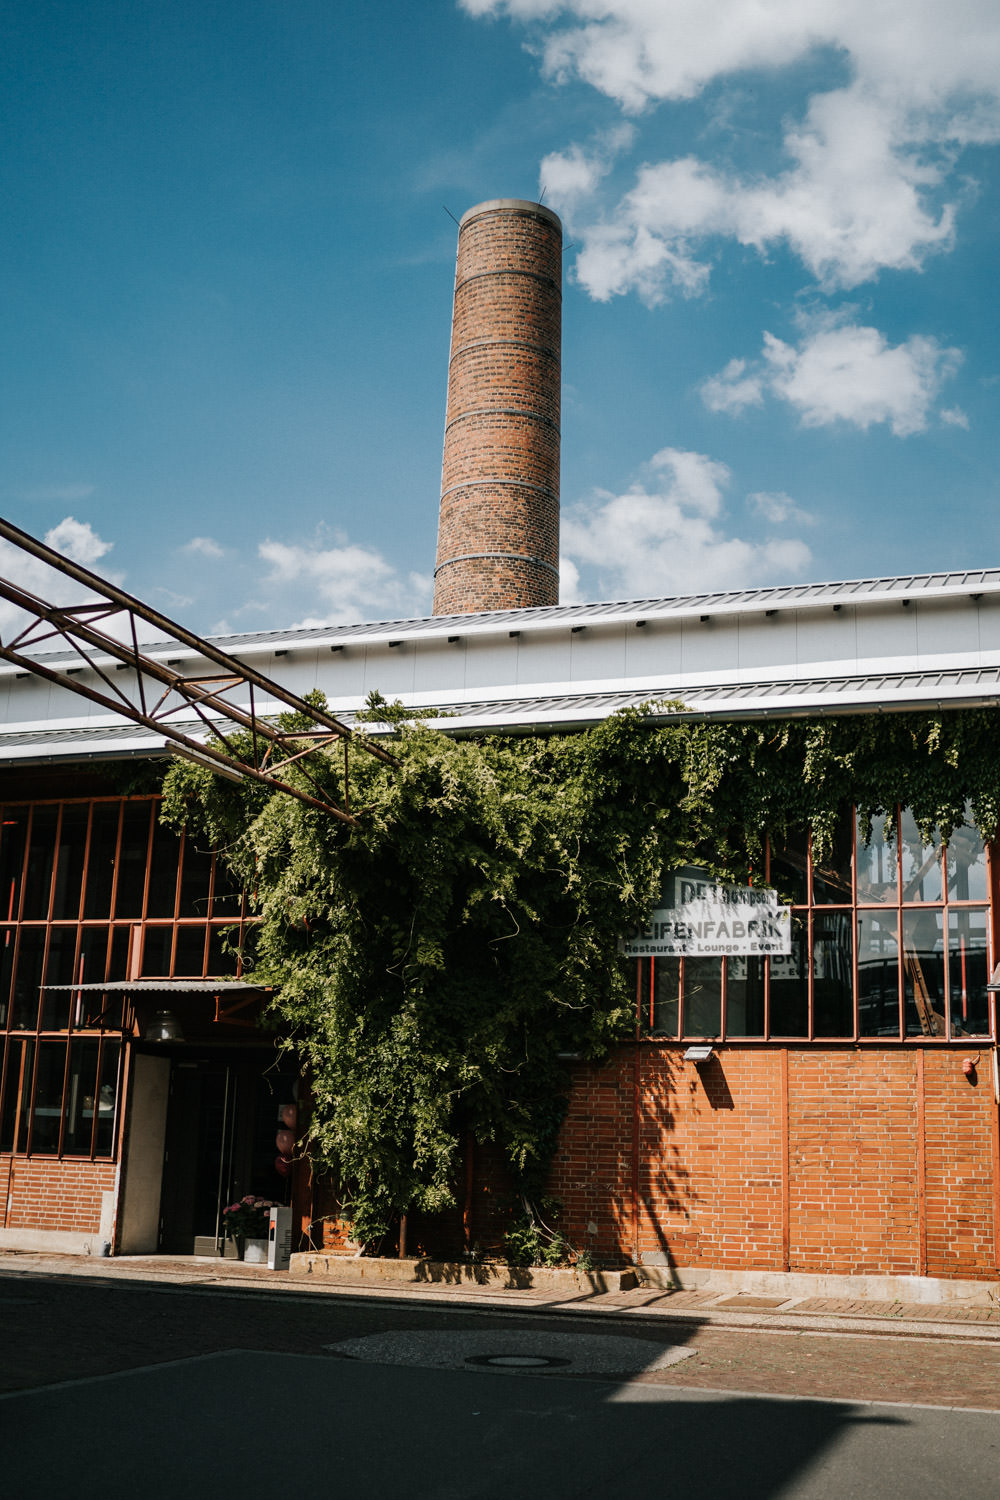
left=144, top=1009, right=184, bottom=1043
left=683, top=1045, right=714, bottom=1063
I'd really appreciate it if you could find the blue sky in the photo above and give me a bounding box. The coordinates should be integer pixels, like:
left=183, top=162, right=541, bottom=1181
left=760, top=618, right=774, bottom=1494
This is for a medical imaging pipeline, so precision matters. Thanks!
left=2, top=0, right=998, bottom=634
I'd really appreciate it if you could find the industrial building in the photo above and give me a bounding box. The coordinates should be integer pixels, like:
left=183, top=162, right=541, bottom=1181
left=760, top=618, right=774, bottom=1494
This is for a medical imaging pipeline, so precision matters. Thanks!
left=1, top=200, right=998, bottom=1292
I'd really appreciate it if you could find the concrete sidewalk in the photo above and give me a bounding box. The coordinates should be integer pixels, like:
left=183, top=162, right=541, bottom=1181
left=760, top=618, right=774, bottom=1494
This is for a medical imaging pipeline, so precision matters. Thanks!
left=2, top=1248, right=998, bottom=1342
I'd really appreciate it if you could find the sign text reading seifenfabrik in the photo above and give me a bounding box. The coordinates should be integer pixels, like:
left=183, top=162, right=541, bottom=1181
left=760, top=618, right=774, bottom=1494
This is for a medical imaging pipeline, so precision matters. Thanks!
left=621, top=871, right=792, bottom=958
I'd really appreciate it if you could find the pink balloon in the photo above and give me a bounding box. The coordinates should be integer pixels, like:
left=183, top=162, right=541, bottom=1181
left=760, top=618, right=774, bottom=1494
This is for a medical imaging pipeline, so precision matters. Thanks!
left=275, top=1128, right=295, bottom=1155
left=274, top=1155, right=292, bottom=1177
left=280, top=1104, right=298, bottom=1128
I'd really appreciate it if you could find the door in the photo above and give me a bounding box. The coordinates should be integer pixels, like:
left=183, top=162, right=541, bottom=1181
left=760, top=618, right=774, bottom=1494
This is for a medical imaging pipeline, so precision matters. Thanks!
left=158, top=1058, right=240, bottom=1255
left=157, top=1052, right=295, bottom=1256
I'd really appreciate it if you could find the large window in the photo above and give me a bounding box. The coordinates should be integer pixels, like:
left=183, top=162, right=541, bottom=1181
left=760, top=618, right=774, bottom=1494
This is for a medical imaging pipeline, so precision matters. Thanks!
left=0, top=796, right=247, bottom=1158
left=638, top=806, right=995, bottom=1043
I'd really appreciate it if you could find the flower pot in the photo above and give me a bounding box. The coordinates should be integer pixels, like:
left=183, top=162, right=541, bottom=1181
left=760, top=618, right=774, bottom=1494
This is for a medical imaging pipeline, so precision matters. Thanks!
left=243, top=1237, right=268, bottom=1264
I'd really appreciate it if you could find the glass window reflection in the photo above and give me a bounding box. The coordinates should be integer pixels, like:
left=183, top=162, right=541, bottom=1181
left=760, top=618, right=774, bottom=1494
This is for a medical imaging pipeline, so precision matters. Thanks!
left=946, top=815, right=988, bottom=902
left=857, top=816, right=897, bottom=904
left=899, top=809, right=943, bottom=903
left=948, top=908, right=990, bottom=1038
left=768, top=917, right=809, bottom=1036
left=726, top=955, right=765, bottom=1037
left=812, top=808, right=854, bottom=905
left=902, top=908, right=946, bottom=1038
left=858, top=911, right=900, bottom=1037
left=682, top=958, right=722, bottom=1037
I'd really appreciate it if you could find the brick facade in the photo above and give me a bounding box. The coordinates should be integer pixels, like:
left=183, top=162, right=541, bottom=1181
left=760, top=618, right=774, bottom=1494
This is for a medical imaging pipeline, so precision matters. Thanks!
left=433, top=198, right=562, bottom=614
left=1, top=1154, right=115, bottom=1235
left=547, top=1045, right=1000, bottom=1281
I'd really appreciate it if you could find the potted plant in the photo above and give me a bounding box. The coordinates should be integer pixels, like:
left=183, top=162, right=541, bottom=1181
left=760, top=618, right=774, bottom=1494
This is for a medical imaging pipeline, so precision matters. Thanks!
left=222, top=1195, right=275, bottom=1262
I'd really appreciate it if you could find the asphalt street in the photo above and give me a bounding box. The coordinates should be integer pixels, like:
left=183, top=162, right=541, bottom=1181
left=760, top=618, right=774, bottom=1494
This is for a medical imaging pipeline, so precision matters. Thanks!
left=2, top=1267, right=999, bottom=1498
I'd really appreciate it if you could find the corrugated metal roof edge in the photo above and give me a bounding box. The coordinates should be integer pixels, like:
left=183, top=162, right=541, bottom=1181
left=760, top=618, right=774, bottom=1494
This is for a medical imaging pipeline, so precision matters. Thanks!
left=1, top=674, right=998, bottom=766
left=6, top=567, right=1000, bottom=668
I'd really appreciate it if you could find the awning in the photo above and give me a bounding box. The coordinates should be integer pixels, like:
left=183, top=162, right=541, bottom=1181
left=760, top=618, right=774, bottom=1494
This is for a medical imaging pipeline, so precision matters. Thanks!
left=41, top=979, right=271, bottom=993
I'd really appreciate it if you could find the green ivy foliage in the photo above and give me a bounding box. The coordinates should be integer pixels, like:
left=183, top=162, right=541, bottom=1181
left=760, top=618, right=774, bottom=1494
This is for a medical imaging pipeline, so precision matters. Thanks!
left=160, top=699, right=1000, bottom=1242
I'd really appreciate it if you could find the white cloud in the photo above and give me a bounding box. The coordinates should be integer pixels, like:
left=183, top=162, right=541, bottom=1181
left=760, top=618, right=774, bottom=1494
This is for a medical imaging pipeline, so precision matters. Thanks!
left=466, top=2, right=1000, bottom=296
left=539, top=124, right=635, bottom=221
left=940, top=405, right=970, bottom=429
left=257, top=535, right=432, bottom=626
left=0, top=516, right=117, bottom=641
left=43, top=516, right=113, bottom=568
left=701, top=320, right=962, bottom=435
left=558, top=554, right=583, bottom=604
left=748, top=491, right=814, bottom=526
left=183, top=536, right=225, bottom=558
left=561, top=446, right=812, bottom=598
left=700, top=358, right=764, bottom=414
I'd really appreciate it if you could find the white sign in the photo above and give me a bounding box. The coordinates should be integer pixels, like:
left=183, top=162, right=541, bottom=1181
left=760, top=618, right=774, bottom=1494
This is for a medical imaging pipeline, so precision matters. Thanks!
left=621, top=869, right=792, bottom=958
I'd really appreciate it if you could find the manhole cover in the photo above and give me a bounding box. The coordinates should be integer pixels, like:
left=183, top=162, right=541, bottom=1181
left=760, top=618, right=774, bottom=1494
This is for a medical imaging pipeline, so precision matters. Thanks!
left=325, top=1329, right=695, bottom=1375
left=466, top=1354, right=571, bottom=1369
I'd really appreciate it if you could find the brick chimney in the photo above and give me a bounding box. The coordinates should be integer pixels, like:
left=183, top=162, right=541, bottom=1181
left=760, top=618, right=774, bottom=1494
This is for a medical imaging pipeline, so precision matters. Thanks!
left=432, top=198, right=562, bottom=614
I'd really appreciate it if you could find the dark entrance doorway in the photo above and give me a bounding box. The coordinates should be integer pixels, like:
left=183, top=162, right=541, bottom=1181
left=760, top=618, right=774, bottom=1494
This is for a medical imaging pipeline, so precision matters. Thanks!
left=158, top=1051, right=293, bottom=1256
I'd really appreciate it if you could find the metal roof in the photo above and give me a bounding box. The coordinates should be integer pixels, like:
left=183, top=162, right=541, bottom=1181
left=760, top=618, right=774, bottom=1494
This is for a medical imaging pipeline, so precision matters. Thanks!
left=41, top=980, right=268, bottom=993
left=5, top=567, right=999, bottom=667
left=2, top=659, right=999, bottom=766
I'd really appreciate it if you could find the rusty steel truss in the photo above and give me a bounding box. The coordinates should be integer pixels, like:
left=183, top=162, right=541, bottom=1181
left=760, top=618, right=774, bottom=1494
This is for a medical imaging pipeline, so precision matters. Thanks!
left=0, top=515, right=396, bottom=823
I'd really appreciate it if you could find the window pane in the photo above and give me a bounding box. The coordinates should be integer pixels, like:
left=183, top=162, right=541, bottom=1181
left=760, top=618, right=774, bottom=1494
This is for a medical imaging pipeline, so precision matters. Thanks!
left=51, top=805, right=89, bottom=919
left=30, top=1039, right=66, bottom=1153
left=22, top=806, right=58, bottom=919
left=179, top=836, right=212, bottom=918
left=768, top=829, right=809, bottom=906
left=108, top=925, right=130, bottom=985
left=726, top=955, right=765, bottom=1036
left=11, top=928, right=45, bottom=1029
left=84, top=804, right=119, bottom=918
left=650, top=957, right=679, bottom=1036
left=813, top=912, right=854, bottom=1037
left=114, top=804, right=152, bottom=918
left=146, top=819, right=181, bottom=917
left=94, top=1041, right=120, bottom=1156
left=812, top=808, right=854, bottom=904
left=63, top=1038, right=101, bottom=1155
left=948, top=908, right=991, bottom=1038
left=77, top=926, right=110, bottom=986
left=683, top=957, right=721, bottom=1037
left=947, top=817, right=988, bottom=902
left=857, top=816, right=897, bottom=905
left=902, top=909, right=946, bottom=1037
left=141, top=926, right=173, bottom=977
left=211, top=855, right=244, bottom=916
left=900, top=808, right=943, bottom=903
left=207, top=924, right=241, bottom=977
left=40, top=927, right=77, bottom=1030
left=768, top=917, right=809, bottom=1036
left=174, top=925, right=207, bottom=976
left=0, top=810, right=27, bottom=922
left=858, top=911, right=900, bottom=1037
left=0, top=1038, right=33, bottom=1151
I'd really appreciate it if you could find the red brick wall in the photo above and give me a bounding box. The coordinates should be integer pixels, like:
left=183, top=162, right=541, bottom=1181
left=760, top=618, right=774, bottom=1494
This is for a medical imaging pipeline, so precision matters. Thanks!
left=433, top=199, right=562, bottom=615
left=1, top=1155, right=115, bottom=1235
left=546, top=1045, right=1000, bottom=1280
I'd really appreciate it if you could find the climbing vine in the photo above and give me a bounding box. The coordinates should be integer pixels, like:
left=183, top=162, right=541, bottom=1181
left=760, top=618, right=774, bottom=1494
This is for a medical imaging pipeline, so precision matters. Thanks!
left=160, top=698, right=1000, bottom=1242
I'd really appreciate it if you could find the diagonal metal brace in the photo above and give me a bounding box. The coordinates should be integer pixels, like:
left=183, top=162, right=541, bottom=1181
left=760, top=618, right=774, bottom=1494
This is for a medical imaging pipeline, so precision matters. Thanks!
left=0, top=514, right=397, bottom=822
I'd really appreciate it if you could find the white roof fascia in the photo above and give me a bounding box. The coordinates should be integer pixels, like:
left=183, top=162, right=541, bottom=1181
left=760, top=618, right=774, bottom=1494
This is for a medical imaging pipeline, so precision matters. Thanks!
left=3, top=570, right=998, bottom=672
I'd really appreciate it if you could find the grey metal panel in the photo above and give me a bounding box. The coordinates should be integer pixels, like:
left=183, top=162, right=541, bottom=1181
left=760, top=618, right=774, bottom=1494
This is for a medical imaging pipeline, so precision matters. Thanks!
left=41, top=980, right=268, bottom=992
left=3, top=567, right=999, bottom=670
left=2, top=662, right=999, bottom=763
